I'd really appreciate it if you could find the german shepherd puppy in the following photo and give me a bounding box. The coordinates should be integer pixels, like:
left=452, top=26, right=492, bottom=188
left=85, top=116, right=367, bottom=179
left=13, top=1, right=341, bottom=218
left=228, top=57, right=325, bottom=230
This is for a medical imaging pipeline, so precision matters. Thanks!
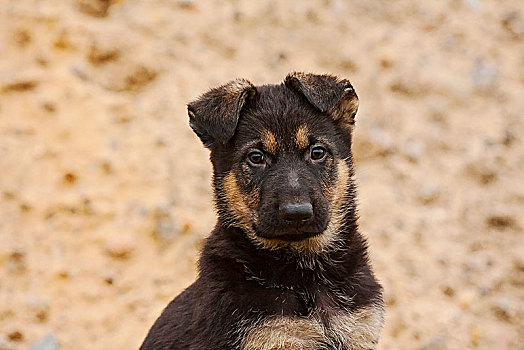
left=141, top=73, right=384, bottom=350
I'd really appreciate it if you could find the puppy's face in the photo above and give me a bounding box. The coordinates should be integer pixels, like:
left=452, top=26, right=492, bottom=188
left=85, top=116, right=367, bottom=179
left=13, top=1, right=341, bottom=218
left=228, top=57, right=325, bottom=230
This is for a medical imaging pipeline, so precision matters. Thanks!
left=189, top=73, right=359, bottom=254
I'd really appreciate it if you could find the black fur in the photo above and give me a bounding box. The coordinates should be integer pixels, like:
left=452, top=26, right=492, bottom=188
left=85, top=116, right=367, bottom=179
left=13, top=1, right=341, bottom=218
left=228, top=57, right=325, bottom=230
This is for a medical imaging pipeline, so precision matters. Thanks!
left=141, top=73, right=383, bottom=350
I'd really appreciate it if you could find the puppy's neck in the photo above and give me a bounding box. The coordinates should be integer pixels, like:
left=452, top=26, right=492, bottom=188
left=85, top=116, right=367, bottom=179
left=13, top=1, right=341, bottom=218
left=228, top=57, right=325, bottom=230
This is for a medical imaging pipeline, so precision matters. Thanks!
left=199, top=210, right=368, bottom=289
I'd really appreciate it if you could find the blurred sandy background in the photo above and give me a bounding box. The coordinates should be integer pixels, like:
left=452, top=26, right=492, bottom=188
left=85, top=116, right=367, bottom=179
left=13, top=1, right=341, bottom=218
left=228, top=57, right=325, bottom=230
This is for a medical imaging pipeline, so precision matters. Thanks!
left=1, top=0, right=523, bottom=349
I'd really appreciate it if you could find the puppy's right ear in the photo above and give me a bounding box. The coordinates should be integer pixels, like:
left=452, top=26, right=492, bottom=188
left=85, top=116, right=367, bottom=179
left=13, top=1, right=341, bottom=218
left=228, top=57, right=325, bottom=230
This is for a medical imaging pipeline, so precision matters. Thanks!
left=285, top=72, right=358, bottom=129
left=188, top=79, right=256, bottom=149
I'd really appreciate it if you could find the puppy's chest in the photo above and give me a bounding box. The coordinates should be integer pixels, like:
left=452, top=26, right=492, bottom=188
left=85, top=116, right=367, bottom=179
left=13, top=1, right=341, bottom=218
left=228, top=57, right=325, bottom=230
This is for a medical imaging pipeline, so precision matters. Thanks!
left=239, top=304, right=383, bottom=350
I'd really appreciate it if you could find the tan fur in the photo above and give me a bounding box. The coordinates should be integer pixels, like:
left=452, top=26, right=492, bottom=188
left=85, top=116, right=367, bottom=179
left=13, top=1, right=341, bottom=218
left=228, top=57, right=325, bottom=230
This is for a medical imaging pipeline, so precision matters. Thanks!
left=262, top=129, right=277, bottom=154
left=223, top=172, right=256, bottom=231
left=329, top=305, right=385, bottom=350
left=220, top=79, right=256, bottom=122
left=244, top=160, right=350, bottom=256
left=295, top=125, right=309, bottom=150
left=241, top=305, right=384, bottom=350
left=311, top=160, right=351, bottom=252
left=328, top=87, right=359, bottom=129
left=241, top=316, right=325, bottom=350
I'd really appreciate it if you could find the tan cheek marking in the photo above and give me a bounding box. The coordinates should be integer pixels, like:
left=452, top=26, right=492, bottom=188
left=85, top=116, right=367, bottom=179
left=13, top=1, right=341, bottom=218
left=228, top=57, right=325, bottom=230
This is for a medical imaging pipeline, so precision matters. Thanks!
left=249, top=161, right=350, bottom=255
left=262, top=129, right=277, bottom=155
left=302, top=160, right=350, bottom=253
left=241, top=316, right=325, bottom=350
left=247, top=160, right=350, bottom=255
left=295, top=124, right=309, bottom=149
left=223, top=172, right=252, bottom=228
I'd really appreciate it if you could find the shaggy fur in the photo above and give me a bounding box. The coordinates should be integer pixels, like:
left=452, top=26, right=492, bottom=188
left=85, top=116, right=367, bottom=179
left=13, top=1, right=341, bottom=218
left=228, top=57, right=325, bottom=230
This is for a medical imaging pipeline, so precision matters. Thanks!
left=141, top=73, right=384, bottom=350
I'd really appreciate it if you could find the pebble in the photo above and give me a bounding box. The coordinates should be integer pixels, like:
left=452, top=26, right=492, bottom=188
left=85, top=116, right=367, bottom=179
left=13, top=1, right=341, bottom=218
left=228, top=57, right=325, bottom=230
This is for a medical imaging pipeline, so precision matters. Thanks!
left=470, top=326, right=482, bottom=346
left=485, top=214, right=517, bottom=230
left=7, top=330, right=23, bottom=342
left=29, top=333, right=59, bottom=350
left=403, top=139, right=426, bottom=163
left=458, top=290, right=476, bottom=310
left=7, top=249, right=26, bottom=273
left=70, top=65, right=89, bottom=82
left=462, top=0, right=480, bottom=11
left=152, top=204, right=179, bottom=242
left=421, top=336, right=445, bottom=350
left=104, top=238, right=134, bottom=259
left=492, top=296, right=516, bottom=321
left=441, top=285, right=455, bottom=297
left=465, top=160, right=497, bottom=185
left=471, top=58, right=498, bottom=92
left=501, top=10, right=524, bottom=40
left=176, top=0, right=195, bottom=9
left=26, top=295, right=50, bottom=322
left=0, top=335, right=12, bottom=350
left=417, top=183, right=440, bottom=204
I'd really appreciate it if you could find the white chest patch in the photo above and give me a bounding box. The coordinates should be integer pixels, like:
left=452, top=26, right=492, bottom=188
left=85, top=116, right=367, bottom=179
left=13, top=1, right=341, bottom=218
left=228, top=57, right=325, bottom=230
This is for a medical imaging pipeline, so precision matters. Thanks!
left=240, top=305, right=384, bottom=350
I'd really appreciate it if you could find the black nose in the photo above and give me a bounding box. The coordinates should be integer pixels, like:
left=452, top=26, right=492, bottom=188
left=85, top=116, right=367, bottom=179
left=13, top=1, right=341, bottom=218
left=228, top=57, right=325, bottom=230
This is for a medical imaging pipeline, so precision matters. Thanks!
left=279, top=202, right=313, bottom=226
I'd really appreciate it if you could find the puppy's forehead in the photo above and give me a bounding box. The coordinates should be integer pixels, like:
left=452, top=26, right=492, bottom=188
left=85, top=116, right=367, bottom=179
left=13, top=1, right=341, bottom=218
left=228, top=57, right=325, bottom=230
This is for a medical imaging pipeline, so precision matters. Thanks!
left=236, top=84, right=333, bottom=151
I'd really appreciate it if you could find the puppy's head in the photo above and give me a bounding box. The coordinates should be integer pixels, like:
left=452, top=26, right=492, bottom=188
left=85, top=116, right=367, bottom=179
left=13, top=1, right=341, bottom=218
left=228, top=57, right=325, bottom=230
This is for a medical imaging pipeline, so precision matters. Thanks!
left=188, top=73, right=359, bottom=254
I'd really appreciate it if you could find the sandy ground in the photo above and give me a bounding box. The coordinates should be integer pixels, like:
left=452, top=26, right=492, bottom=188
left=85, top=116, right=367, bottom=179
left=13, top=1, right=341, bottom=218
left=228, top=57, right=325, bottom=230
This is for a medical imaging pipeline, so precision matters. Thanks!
left=0, top=0, right=523, bottom=349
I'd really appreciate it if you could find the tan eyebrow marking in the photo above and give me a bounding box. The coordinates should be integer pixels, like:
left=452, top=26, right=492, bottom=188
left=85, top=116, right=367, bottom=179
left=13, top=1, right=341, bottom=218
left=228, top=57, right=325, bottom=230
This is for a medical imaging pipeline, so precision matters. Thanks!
left=262, top=129, right=277, bottom=154
left=296, top=124, right=310, bottom=149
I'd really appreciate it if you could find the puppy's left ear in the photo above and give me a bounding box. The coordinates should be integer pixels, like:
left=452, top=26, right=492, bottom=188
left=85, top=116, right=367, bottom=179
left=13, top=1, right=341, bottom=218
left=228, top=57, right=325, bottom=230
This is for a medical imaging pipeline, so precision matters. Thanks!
left=188, top=79, right=257, bottom=148
left=285, top=72, right=359, bottom=128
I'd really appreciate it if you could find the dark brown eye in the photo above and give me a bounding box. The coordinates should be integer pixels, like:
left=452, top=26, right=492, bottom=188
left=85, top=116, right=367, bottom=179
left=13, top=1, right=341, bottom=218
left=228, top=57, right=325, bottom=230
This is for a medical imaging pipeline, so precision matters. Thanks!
left=310, top=146, right=326, bottom=161
left=247, top=150, right=264, bottom=165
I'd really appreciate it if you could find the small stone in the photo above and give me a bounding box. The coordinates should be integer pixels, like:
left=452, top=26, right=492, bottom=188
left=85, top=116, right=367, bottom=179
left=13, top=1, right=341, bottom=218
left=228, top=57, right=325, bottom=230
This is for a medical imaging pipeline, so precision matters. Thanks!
left=176, top=0, right=195, bottom=9
left=70, top=66, right=89, bottom=81
left=0, top=335, right=11, bottom=350
left=471, top=58, right=498, bottom=92
left=181, top=217, right=192, bottom=234
left=53, top=31, right=74, bottom=50
left=1, top=80, right=38, bottom=93
left=87, top=45, right=120, bottom=66
left=104, top=238, right=134, bottom=259
left=41, top=101, right=56, bottom=113
left=56, top=269, right=70, bottom=279
left=26, top=296, right=50, bottom=322
left=462, top=0, right=480, bottom=11
left=8, top=330, right=23, bottom=342
left=29, top=333, right=59, bottom=350
left=458, top=290, right=475, bottom=310
left=152, top=205, right=179, bottom=242
left=492, top=297, right=516, bottom=321
left=20, top=202, right=32, bottom=212
left=76, top=0, right=112, bottom=17
left=403, top=139, right=425, bottom=163
left=62, top=172, right=77, bottom=185
left=470, top=326, right=481, bottom=346
left=100, top=160, right=113, bottom=175
left=7, top=249, right=26, bottom=273
left=501, top=10, right=524, bottom=40
left=13, top=28, right=32, bottom=47
left=486, top=215, right=517, bottom=230
left=465, top=159, right=497, bottom=185
left=421, top=336, right=445, bottom=350
left=417, top=184, right=439, bottom=204
left=441, top=285, right=455, bottom=297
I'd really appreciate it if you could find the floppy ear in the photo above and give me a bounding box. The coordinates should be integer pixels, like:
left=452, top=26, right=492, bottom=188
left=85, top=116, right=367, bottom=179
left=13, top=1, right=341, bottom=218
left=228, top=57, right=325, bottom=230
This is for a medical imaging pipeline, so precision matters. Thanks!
left=188, top=79, right=257, bottom=148
left=284, top=72, right=359, bottom=127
